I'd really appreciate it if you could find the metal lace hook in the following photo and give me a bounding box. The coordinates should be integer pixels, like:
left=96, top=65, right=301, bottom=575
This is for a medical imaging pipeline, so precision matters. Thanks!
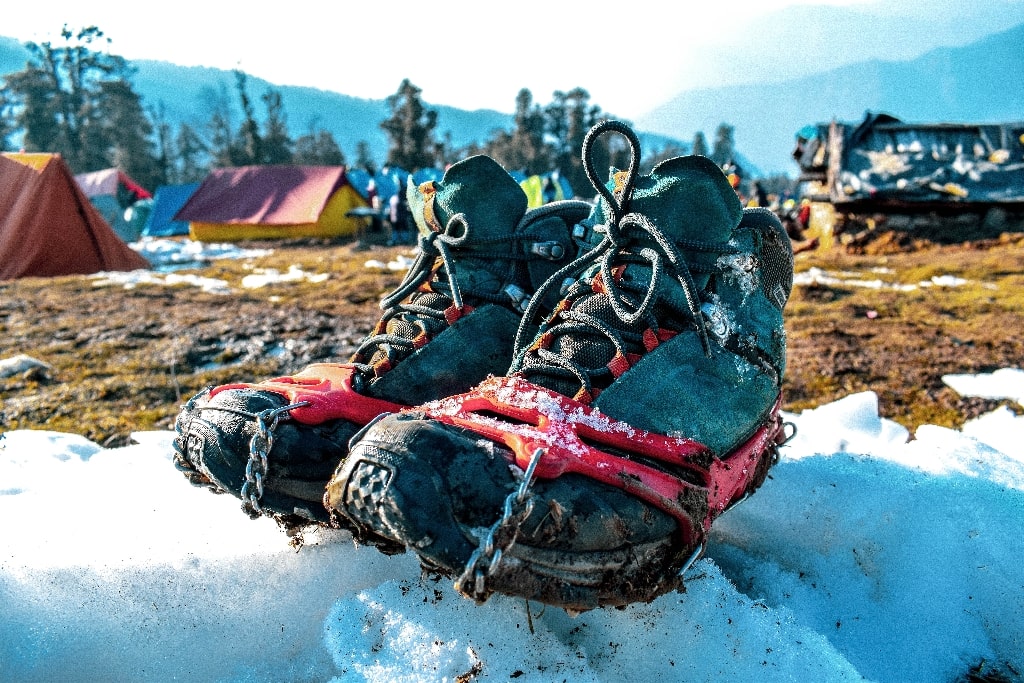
left=511, top=236, right=609, bottom=361
left=582, top=120, right=642, bottom=225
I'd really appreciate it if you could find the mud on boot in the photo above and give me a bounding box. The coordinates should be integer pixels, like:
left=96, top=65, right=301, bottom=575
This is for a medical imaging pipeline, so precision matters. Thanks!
left=326, top=121, right=793, bottom=611
left=173, top=155, right=592, bottom=528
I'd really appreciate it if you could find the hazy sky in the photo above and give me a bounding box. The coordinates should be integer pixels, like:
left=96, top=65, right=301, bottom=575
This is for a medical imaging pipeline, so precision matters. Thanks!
left=4, top=0, right=884, bottom=118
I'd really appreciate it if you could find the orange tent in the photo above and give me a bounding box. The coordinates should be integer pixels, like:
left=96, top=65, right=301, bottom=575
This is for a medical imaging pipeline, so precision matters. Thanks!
left=0, top=153, right=150, bottom=280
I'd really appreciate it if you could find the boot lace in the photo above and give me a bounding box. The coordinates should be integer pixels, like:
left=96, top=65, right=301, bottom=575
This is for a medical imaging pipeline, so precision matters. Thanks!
left=512, top=120, right=737, bottom=402
left=350, top=201, right=570, bottom=385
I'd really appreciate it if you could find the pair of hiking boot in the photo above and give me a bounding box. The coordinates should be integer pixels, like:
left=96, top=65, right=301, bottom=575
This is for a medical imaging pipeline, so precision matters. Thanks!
left=173, top=153, right=590, bottom=527
left=173, top=121, right=793, bottom=613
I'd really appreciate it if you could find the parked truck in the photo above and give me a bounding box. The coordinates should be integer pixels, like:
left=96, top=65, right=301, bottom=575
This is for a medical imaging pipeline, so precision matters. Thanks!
left=792, top=111, right=1024, bottom=250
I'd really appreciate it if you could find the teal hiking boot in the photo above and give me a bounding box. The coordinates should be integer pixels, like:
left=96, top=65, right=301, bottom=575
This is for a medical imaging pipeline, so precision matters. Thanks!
left=172, top=155, right=592, bottom=529
left=326, top=121, right=792, bottom=611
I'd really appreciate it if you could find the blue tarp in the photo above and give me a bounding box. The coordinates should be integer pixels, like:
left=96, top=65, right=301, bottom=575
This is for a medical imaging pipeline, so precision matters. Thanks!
left=142, top=183, right=200, bottom=237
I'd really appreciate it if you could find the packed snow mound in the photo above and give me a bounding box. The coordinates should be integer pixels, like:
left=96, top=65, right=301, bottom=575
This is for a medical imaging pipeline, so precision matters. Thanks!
left=1, top=370, right=1022, bottom=682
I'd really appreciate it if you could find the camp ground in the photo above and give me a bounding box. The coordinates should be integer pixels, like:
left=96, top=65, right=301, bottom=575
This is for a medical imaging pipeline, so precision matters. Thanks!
left=74, top=167, right=153, bottom=243
left=174, top=165, right=370, bottom=241
left=0, top=153, right=150, bottom=280
left=141, top=182, right=201, bottom=238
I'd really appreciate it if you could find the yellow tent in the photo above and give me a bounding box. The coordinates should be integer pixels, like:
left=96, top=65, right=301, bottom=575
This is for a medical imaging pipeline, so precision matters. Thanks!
left=176, top=165, right=369, bottom=241
left=519, top=172, right=572, bottom=210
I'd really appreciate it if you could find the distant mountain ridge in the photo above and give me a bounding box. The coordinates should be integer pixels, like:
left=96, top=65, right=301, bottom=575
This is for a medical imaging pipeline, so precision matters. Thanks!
left=0, top=42, right=514, bottom=169
left=0, top=39, right=690, bottom=174
left=636, top=21, right=1024, bottom=175
left=124, top=63, right=701, bottom=174
left=4, top=19, right=1024, bottom=177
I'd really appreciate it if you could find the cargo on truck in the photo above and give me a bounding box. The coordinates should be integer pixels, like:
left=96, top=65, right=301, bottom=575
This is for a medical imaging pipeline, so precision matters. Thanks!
left=791, top=111, right=1024, bottom=250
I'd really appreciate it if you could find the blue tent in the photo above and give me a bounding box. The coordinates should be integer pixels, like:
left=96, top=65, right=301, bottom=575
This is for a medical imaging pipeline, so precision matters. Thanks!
left=142, top=183, right=200, bottom=237
left=346, top=168, right=373, bottom=201
left=410, top=167, right=443, bottom=186
left=348, top=167, right=416, bottom=203
left=375, top=166, right=411, bottom=199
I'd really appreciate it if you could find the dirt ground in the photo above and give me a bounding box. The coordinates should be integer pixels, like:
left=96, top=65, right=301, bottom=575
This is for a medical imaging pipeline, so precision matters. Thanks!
left=1, top=231, right=1023, bottom=446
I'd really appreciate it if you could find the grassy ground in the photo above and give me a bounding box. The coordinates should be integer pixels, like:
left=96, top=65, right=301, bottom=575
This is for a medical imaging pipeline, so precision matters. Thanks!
left=1, top=232, right=1022, bottom=446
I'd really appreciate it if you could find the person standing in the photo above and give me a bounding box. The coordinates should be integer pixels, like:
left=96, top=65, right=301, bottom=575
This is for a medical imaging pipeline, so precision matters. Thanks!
left=387, top=190, right=411, bottom=245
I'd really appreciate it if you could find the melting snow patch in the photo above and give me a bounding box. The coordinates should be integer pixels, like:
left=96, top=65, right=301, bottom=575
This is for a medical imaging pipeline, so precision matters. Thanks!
left=364, top=254, right=416, bottom=271
left=793, top=267, right=970, bottom=292
left=91, top=269, right=231, bottom=294
left=241, top=265, right=330, bottom=288
left=132, top=238, right=271, bottom=269
left=942, top=367, right=1024, bottom=404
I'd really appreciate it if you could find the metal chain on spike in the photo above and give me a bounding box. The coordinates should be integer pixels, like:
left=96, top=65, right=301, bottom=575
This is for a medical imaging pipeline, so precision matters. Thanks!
left=455, top=447, right=546, bottom=603
left=239, top=402, right=309, bottom=519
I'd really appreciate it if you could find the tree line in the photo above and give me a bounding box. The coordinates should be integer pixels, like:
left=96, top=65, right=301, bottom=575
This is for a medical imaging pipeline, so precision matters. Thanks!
left=0, top=26, right=744, bottom=199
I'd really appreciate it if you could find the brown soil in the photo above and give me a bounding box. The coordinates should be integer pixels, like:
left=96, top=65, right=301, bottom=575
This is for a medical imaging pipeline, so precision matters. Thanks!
left=2, top=233, right=1023, bottom=446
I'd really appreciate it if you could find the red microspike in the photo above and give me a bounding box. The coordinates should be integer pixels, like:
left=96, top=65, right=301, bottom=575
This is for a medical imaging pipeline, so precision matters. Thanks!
left=417, top=376, right=783, bottom=541
left=210, top=363, right=405, bottom=426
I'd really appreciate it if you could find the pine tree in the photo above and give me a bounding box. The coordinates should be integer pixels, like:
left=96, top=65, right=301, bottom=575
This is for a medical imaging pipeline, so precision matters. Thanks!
left=3, top=67, right=61, bottom=153
left=260, top=88, right=292, bottom=165
left=149, top=103, right=174, bottom=185
left=93, top=78, right=162, bottom=189
left=484, top=88, right=550, bottom=175
left=710, top=122, right=736, bottom=167
left=232, top=70, right=261, bottom=166
left=545, top=88, right=606, bottom=197
left=692, top=131, right=709, bottom=158
left=434, top=130, right=458, bottom=169
left=380, top=79, right=437, bottom=171
left=175, top=123, right=208, bottom=182
left=2, top=26, right=158, bottom=178
left=0, top=88, right=16, bottom=151
left=314, top=131, right=345, bottom=165
left=205, top=83, right=235, bottom=168
left=640, top=142, right=688, bottom=174
left=354, top=140, right=375, bottom=174
left=294, top=128, right=345, bottom=166
left=514, top=89, right=551, bottom=175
